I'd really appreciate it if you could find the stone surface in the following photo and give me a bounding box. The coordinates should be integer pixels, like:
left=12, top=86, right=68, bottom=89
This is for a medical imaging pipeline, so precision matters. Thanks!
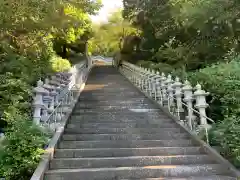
left=44, top=66, right=237, bottom=180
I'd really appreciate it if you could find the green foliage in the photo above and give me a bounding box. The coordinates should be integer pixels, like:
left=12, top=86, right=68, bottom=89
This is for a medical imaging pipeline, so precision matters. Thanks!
left=89, top=9, right=140, bottom=57
left=123, top=0, right=240, bottom=70
left=187, top=58, right=240, bottom=121
left=51, top=56, right=71, bottom=72
left=0, top=108, right=52, bottom=180
left=185, top=58, right=240, bottom=167
left=209, top=115, right=240, bottom=167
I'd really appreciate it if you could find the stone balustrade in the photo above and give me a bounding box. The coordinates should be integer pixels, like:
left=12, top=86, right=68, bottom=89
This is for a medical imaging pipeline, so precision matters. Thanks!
left=119, top=61, right=214, bottom=143
left=32, top=62, right=88, bottom=131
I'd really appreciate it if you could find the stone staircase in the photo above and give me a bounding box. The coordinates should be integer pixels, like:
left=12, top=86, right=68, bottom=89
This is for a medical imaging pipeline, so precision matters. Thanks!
left=44, top=66, right=237, bottom=180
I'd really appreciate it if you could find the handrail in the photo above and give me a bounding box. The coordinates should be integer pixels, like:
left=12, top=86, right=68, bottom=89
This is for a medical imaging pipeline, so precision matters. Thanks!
left=57, top=63, right=86, bottom=99
left=32, top=61, right=88, bottom=130
left=169, top=94, right=215, bottom=123
left=43, top=89, right=73, bottom=131
left=119, top=61, right=214, bottom=144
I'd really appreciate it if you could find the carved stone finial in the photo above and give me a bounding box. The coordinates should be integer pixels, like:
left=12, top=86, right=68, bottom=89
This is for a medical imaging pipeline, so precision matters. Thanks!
left=37, top=79, right=43, bottom=87
left=44, top=78, right=49, bottom=84
left=184, top=80, right=190, bottom=85
left=196, top=83, right=201, bottom=90
left=175, top=77, right=180, bottom=82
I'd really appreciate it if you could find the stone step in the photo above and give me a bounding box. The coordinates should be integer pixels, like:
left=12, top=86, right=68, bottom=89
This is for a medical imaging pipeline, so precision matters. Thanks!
left=80, top=92, right=142, bottom=96
left=45, top=164, right=230, bottom=180
left=54, top=147, right=204, bottom=158
left=76, top=104, right=156, bottom=109
left=76, top=102, right=152, bottom=106
left=70, top=112, right=167, bottom=118
left=83, top=88, right=135, bottom=91
left=74, top=109, right=160, bottom=113
left=79, top=96, right=147, bottom=101
left=69, top=118, right=172, bottom=124
left=62, top=132, right=190, bottom=141
left=50, top=155, right=216, bottom=169
left=82, top=87, right=137, bottom=90
left=72, top=109, right=167, bottom=116
left=75, top=105, right=157, bottom=109
left=69, top=118, right=171, bottom=124
left=64, top=127, right=184, bottom=134
left=121, top=176, right=236, bottom=180
left=58, top=140, right=196, bottom=149
left=76, top=99, right=153, bottom=104
left=68, top=114, right=174, bottom=124
left=66, top=122, right=179, bottom=129
left=78, top=97, right=150, bottom=101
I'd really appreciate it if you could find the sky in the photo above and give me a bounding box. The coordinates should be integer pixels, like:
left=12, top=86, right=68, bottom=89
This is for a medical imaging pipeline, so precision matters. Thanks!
left=90, top=0, right=123, bottom=23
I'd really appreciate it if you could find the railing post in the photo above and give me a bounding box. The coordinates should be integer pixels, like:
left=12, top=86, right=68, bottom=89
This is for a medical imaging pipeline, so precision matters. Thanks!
left=142, top=68, right=148, bottom=92
left=148, top=70, right=155, bottom=97
left=194, top=84, right=210, bottom=130
left=150, top=70, right=157, bottom=98
left=140, top=68, right=146, bottom=90
left=166, top=74, right=174, bottom=110
left=160, top=73, right=167, bottom=106
left=182, top=80, right=195, bottom=130
left=172, top=77, right=184, bottom=120
left=155, top=72, right=162, bottom=105
left=144, top=69, right=150, bottom=94
left=33, top=80, right=48, bottom=125
left=43, top=78, right=55, bottom=112
left=153, top=71, right=160, bottom=101
left=118, top=61, right=216, bottom=146
left=136, top=67, right=141, bottom=87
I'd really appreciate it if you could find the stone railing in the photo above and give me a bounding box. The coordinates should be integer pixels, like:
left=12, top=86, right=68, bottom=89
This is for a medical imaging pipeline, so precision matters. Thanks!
left=119, top=61, right=214, bottom=144
left=32, top=61, right=88, bottom=131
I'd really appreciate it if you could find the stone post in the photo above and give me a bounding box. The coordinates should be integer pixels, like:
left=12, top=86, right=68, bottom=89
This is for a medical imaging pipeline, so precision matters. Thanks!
left=43, top=78, right=55, bottom=112
left=172, top=77, right=184, bottom=119
left=182, top=80, right=196, bottom=129
left=148, top=70, right=155, bottom=97
left=140, top=68, right=146, bottom=90
left=160, top=73, right=167, bottom=105
left=194, top=84, right=210, bottom=130
left=166, top=74, right=174, bottom=109
left=154, top=72, right=161, bottom=102
left=33, top=80, right=48, bottom=125
left=153, top=71, right=160, bottom=100
left=136, top=67, right=142, bottom=87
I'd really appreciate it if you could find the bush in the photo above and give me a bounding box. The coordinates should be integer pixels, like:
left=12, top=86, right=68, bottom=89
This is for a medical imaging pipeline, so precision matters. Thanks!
left=0, top=48, right=69, bottom=179
left=136, top=60, right=153, bottom=67
left=51, top=55, right=72, bottom=72
left=187, top=58, right=240, bottom=121
left=0, top=108, right=51, bottom=180
left=136, top=60, right=174, bottom=74
left=209, top=115, right=240, bottom=167
left=186, top=58, right=240, bottom=167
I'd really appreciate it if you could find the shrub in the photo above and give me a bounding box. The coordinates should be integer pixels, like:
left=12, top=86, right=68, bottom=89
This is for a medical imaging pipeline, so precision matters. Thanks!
left=136, top=60, right=153, bottom=67
left=136, top=60, right=174, bottom=74
left=0, top=107, right=51, bottom=180
left=186, top=58, right=240, bottom=167
left=187, top=58, right=240, bottom=121
left=51, top=55, right=72, bottom=72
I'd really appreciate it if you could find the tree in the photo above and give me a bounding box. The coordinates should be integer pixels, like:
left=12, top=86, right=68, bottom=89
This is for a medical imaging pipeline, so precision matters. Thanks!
left=122, top=0, right=240, bottom=70
left=88, top=9, right=140, bottom=57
